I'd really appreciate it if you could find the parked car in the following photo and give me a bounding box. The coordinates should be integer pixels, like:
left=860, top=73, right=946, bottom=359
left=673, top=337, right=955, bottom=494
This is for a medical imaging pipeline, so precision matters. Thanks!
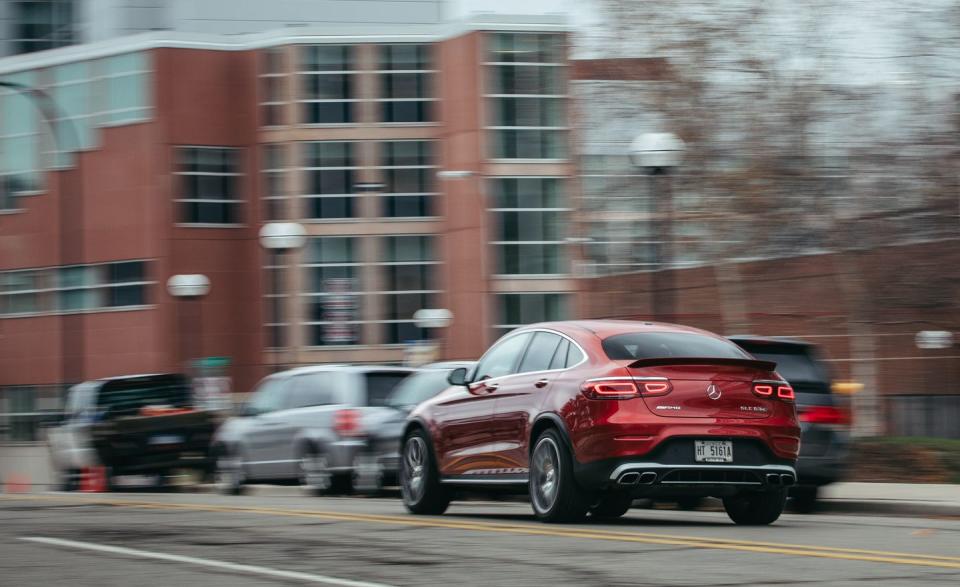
left=728, top=336, right=851, bottom=512
left=48, top=373, right=217, bottom=490
left=361, top=361, right=476, bottom=489
left=211, top=365, right=414, bottom=495
left=400, top=320, right=801, bottom=525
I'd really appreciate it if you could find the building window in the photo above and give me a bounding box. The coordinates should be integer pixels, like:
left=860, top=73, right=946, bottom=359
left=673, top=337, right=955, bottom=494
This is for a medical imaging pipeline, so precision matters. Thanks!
left=12, top=0, right=75, bottom=54
left=100, top=52, right=151, bottom=125
left=0, top=261, right=151, bottom=317
left=263, top=252, right=286, bottom=349
left=0, top=385, right=65, bottom=442
left=260, top=48, right=286, bottom=127
left=379, top=235, right=439, bottom=344
left=379, top=141, right=436, bottom=218
left=489, top=177, right=569, bottom=275
left=302, top=141, right=358, bottom=219
left=57, top=261, right=149, bottom=311
left=175, top=147, right=242, bottom=225
left=486, top=33, right=566, bottom=160
left=0, top=270, right=46, bottom=315
left=303, top=237, right=362, bottom=346
left=0, top=70, right=42, bottom=204
left=495, top=293, right=569, bottom=338
left=378, top=44, right=434, bottom=123
left=300, top=45, right=356, bottom=124
left=262, top=144, right=287, bottom=221
left=50, top=61, right=96, bottom=167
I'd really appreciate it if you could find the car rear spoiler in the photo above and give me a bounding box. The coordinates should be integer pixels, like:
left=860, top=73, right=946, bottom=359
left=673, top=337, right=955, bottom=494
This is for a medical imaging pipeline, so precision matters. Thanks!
left=626, top=357, right=778, bottom=371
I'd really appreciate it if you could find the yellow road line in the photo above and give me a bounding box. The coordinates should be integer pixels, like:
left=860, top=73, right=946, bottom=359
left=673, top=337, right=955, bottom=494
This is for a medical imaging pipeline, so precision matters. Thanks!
left=6, top=494, right=960, bottom=570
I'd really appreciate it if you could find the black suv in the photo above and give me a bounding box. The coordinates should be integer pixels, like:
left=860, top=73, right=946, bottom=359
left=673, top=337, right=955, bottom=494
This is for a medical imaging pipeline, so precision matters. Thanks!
left=729, top=336, right=851, bottom=511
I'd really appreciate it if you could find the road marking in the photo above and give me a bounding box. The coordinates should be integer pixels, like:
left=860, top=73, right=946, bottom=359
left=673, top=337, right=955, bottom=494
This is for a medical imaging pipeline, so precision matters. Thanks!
left=7, top=494, right=960, bottom=570
left=20, top=536, right=395, bottom=587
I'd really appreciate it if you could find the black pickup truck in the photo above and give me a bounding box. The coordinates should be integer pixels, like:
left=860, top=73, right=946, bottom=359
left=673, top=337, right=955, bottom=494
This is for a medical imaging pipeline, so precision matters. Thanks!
left=48, top=373, right=218, bottom=489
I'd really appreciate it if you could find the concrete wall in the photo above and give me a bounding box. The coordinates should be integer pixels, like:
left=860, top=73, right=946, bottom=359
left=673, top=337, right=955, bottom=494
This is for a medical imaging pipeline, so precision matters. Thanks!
left=0, top=444, right=54, bottom=492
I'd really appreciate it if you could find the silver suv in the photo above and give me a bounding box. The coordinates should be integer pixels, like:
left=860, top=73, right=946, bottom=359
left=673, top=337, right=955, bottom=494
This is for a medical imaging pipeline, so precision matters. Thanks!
left=211, top=365, right=413, bottom=495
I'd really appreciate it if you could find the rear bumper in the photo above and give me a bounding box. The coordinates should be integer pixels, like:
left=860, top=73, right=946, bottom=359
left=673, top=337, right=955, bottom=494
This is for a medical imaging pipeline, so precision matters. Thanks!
left=573, top=437, right=797, bottom=495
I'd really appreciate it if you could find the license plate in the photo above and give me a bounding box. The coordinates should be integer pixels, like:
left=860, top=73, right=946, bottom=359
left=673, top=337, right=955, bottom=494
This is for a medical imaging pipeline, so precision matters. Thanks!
left=695, top=440, right=733, bottom=463
left=149, top=434, right=184, bottom=445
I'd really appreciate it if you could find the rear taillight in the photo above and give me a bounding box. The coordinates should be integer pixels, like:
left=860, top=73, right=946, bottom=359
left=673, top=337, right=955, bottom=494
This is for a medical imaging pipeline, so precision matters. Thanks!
left=581, top=378, right=671, bottom=400
left=799, top=405, right=851, bottom=425
left=334, top=409, right=362, bottom=436
left=752, top=381, right=794, bottom=402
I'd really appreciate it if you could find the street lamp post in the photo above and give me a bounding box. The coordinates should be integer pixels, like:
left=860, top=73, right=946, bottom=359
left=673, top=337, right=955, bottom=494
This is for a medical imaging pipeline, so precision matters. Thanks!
left=167, top=274, right=211, bottom=373
left=0, top=80, right=82, bottom=390
left=259, top=222, right=307, bottom=372
left=629, top=133, right=685, bottom=322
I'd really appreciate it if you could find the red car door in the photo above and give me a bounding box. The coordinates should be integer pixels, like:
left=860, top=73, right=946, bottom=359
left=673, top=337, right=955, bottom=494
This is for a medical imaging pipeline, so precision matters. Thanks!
left=433, top=332, right=532, bottom=476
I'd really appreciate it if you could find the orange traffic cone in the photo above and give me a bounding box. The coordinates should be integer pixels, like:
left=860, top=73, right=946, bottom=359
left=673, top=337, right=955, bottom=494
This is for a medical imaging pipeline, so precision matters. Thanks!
left=79, top=466, right=108, bottom=493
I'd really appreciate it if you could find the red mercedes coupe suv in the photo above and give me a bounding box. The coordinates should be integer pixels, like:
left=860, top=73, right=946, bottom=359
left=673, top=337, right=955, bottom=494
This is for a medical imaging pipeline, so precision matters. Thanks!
left=400, top=320, right=801, bottom=524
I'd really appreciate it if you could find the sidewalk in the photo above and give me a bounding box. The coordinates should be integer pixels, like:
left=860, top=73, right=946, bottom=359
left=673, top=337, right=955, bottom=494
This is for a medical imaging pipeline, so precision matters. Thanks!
left=817, top=482, right=960, bottom=517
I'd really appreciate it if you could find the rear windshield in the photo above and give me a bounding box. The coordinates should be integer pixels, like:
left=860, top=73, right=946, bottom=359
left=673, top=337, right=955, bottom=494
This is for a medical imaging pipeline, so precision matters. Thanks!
left=97, top=375, right=191, bottom=418
left=603, top=332, right=750, bottom=361
left=734, top=344, right=827, bottom=385
left=363, top=372, right=411, bottom=407
left=387, top=370, right=452, bottom=409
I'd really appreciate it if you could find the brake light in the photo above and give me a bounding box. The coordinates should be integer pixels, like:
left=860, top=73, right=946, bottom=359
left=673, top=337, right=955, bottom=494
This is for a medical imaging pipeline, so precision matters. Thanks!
left=777, top=385, right=795, bottom=401
left=799, top=405, right=851, bottom=425
left=753, top=384, right=774, bottom=397
left=581, top=380, right=639, bottom=400
left=334, top=409, right=362, bottom=436
left=581, top=378, right=672, bottom=399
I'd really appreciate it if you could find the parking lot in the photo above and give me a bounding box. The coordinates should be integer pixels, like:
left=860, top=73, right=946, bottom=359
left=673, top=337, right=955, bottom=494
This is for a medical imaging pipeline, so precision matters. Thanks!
left=3, top=491, right=959, bottom=586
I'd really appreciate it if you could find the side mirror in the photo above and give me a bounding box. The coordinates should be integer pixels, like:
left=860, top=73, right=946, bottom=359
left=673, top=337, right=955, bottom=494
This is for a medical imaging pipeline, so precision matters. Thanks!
left=447, top=367, right=469, bottom=387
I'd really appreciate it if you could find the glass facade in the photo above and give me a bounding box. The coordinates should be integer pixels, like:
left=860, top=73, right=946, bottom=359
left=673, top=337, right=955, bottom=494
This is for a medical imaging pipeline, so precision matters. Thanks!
left=175, top=147, right=243, bottom=224
left=0, top=260, right=151, bottom=317
left=303, top=237, right=362, bottom=346
left=379, top=44, right=434, bottom=123
left=486, top=33, right=566, bottom=159
left=494, top=293, right=570, bottom=338
left=302, top=141, right=358, bottom=219
left=489, top=177, right=569, bottom=275
left=260, top=48, right=287, bottom=127
left=12, top=0, right=75, bottom=55
left=379, top=235, right=438, bottom=343
left=300, top=45, right=356, bottom=124
left=262, top=144, right=287, bottom=221
left=379, top=140, right=437, bottom=217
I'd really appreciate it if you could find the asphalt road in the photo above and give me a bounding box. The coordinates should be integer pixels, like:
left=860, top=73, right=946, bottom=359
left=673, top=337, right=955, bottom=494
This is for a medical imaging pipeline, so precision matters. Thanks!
left=2, top=491, right=959, bottom=586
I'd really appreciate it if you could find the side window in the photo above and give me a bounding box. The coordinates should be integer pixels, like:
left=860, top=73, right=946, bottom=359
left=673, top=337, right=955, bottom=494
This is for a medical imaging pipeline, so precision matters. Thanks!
left=290, top=373, right=333, bottom=409
left=474, top=333, right=532, bottom=380
left=548, top=338, right=570, bottom=370
left=518, top=332, right=562, bottom=373
left=566, top=343, right=585, bottom=367
left=246, top=377, right=287, bottom=415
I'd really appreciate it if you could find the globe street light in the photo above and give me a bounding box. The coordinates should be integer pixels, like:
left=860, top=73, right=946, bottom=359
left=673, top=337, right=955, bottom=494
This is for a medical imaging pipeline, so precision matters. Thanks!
left=259, top=222, right=307, bottom=371
left=167, top=274, right=211, bottom=372
left=630, top=132, right=685, bottom=321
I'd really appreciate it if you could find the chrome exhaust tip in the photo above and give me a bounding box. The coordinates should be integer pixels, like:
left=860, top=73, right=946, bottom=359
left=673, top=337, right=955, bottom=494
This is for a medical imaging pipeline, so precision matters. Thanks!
left=617, top=472, right=641, bottom=485
left=638, top=472, right=658, bottom=485
left=766, top=473, right=781, bottom=486
left=780, top=474, right=796, bottom=486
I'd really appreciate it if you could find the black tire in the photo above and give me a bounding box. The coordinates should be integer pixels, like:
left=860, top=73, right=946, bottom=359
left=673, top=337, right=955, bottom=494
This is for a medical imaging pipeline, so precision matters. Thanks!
left=676, top=496, right=704, bottom=511
left=791, top=486, right=819, bottom=514
left=723, top=489, right=788, bottom=525
left=400, top=428, right=450, bottom=515
left=213, top=448, right=245, bottom=496
left=299, top=446, right=334, bottom=496
left=529, top=429, right=590, bottom=523
left=59, top=468, right=80, bottom=492
left=591, top=492, right=634, bottom=519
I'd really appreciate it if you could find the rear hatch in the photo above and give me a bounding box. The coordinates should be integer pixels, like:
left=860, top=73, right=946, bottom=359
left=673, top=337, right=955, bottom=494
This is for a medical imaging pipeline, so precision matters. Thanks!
left=603, top=332, right=780, bottom=419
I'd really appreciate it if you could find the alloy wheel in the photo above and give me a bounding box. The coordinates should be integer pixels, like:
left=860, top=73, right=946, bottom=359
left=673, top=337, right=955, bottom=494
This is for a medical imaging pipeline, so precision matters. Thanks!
left=401, top=436, right=427, bottom=504
left=300, top=452, right=331, bottom=493
left=531, top=437, right=561, bottom=514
